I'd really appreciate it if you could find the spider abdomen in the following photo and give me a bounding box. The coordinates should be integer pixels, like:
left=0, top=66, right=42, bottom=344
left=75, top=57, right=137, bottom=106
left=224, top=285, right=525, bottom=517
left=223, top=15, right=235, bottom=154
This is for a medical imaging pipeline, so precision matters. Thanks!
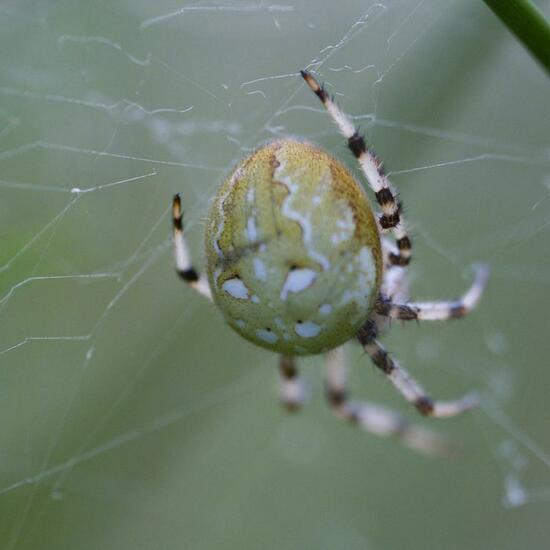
left=205, top=139, right=382, bottom=355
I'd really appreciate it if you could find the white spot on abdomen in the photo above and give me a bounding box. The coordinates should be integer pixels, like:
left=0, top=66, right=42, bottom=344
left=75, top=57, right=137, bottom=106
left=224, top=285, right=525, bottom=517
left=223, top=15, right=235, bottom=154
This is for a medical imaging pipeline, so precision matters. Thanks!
left=295, top=321, right=322, bottom=338
left=340, top=290, right=356, bottom=305
left=253, top=258, right=267, bottom=281
left=222, top=278, right=249, bottom=299
left=319, top=304, right=332, bottom=315
left=246, top=217, right=258, bottom=241
left=280, top=268, right=317, bottom=300
left=256, top=329, right=278, bottom=343
left=247, top=187, right=255, bottom=204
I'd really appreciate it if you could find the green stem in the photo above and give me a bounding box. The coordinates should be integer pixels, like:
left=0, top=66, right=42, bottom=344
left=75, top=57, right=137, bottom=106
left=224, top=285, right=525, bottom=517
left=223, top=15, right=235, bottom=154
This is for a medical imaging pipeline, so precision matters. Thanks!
left=481, top=0, right=550, bottom=75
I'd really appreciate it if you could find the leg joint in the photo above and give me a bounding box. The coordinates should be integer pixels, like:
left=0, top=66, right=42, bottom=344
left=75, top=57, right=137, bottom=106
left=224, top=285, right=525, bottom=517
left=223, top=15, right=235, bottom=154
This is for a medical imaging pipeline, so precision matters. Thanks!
left=396, top=236, right=411, bottom=250
left=348, top=131, right=367, bottom=158
left=172, top=214, right=183, bottom=231
left=177, top=268, right=199, bottom=283
left=280, top=356, right=298, bottom=379
left=450, top=303, right=467, bottom=318
left=325, top=385, right=348, bottom=407
left=375, top=187, right=395, bottom=207
left=388, top=253, right=410, bottom=266
left=371, top=347, right=394, bottom=374
left=379, top=212, right=400, bottom=229
left=375, top=296, right=418, bottom=320
left=415, top=397, right=434, bottom=416
left=356, top=320, right=378, bottom=346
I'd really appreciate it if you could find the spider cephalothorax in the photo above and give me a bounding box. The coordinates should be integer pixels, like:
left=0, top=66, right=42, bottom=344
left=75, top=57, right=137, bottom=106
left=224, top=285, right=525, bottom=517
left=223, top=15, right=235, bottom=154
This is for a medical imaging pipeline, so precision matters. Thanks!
left=172, top=70, right=489, bottom=456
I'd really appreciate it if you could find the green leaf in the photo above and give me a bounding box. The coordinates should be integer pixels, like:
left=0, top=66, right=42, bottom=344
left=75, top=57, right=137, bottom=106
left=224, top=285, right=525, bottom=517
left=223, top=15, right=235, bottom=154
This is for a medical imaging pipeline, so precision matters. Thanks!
left=482, top=0, right=550, bottom=76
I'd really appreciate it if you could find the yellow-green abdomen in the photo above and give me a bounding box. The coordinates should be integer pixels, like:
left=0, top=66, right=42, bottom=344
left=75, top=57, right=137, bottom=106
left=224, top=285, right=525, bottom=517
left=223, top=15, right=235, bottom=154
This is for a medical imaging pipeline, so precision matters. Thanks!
left=205, top=139, right=382, bottom=355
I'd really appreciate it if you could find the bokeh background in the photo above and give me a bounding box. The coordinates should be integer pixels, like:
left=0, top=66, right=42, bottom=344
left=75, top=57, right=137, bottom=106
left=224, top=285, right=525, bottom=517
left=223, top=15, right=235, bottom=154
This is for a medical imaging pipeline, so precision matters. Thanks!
left=1, top=0, right=550, bottom=548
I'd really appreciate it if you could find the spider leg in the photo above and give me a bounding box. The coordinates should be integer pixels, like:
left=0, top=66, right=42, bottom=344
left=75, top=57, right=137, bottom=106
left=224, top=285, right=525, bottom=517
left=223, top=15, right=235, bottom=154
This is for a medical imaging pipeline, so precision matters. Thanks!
left=301, top=70, right=411, bottom=267
left=381, top=238, right=410, bottom=300
left=375, top=264, right=490, bottom=321
left=372, top=239, right=411, bottom=335
left=279, top=355, right=305, bottom=411
left=357, top=321, right=479, bottom=418
left=172, top=194, right=212, bottom=301
left=324, top=347, right=454, bottom=457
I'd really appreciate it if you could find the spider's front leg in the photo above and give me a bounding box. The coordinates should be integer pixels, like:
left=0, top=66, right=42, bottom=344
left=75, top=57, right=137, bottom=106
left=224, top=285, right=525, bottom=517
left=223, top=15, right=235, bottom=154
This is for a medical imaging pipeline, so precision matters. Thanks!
left=172, top=194, right=212, bottom=300
left=357, top=321, right=479, bottom=418
left=324, top=347, right=454, bottom=457
left=301, top=69, right=412, bottom=268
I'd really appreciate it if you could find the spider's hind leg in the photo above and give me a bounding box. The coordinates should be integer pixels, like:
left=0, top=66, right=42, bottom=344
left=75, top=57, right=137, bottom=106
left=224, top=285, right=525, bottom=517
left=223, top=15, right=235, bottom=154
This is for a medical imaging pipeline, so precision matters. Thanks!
left=324, top=346, right=454, bottom=457
left=279, top=355, right=305, bottom=411
left=357, top=322, right=479, bottom=418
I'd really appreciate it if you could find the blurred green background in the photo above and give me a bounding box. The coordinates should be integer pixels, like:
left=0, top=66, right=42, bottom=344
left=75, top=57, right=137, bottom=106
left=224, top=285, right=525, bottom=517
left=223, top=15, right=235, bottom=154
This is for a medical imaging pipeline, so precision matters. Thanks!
left=1, top=1, right=550, bottom=548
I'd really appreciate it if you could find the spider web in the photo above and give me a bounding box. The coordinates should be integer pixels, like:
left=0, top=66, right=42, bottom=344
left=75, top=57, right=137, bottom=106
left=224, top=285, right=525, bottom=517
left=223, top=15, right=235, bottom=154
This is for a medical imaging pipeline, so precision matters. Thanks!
left=1, top=0, right=550, bottom=548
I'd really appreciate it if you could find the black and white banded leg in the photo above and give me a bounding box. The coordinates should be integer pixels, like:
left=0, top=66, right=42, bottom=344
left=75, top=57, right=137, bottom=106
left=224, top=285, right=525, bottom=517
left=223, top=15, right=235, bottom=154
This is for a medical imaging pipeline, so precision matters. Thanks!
left=374, top=245, right=410, bottom=334
left=172, top=194, right=212, bottom=300
left=324, top=347, right=453, bottom=456
left=357, top=322, right=478, bottom=418
left=301, top=70, right=412, bottom=267
left=380, top=238, right=410, bottom=301
left=279, top=355, right=305, bottom=411
left=376, top=264, right=490, bottom=322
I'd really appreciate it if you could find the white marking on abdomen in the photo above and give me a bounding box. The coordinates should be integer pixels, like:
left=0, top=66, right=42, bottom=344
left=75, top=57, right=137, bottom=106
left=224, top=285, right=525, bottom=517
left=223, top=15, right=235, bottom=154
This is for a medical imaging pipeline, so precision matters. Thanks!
left=295, top=321, right=322, bottom=338
left=276, top=160, right=330, bottom=271
left=247, top=186, right=255, bottom=204
left=256, top=329, right=278, bottom=344
left=222, top=278, right=250, bottom=299
left=246, top=216, right=258, bottom=241
left=280, top=268, right=317, bottom=300
left=253, top=258, right=267, bottom=281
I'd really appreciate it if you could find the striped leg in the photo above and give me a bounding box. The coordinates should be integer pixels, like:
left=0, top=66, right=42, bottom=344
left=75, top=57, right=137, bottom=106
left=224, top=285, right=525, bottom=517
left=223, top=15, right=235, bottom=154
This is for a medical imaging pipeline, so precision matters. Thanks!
left=324, top=347, right=453, bottom=457
left=375, top=264, right=490, bottom=321
left=279, top=355, right=305, bottom=411
left=371, top=239, right=410, bottom=335
left=357, top=321, right=478, bottom=418
left=381, top=238, right=410, bottom=301
left=301, top=70, right=411, bottom=267
left=172, top=194, right=212, bottom=300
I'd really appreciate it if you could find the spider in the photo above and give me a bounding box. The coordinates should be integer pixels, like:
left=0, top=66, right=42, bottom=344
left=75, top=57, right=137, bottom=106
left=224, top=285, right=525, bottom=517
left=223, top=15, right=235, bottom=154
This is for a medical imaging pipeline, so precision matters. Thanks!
left=171, top=70, right=489, bottom=456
